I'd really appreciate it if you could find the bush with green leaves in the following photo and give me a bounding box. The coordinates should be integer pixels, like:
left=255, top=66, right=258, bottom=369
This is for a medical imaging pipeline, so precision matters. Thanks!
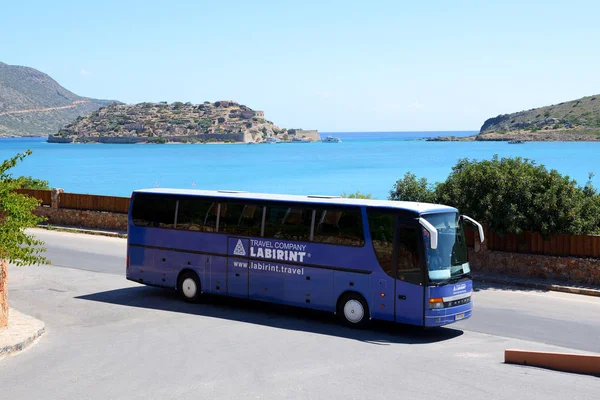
left=0, top=150, right=48, bottom=265
left=198, top=118, right=212, bottom=131
left=389, top=172, right=436, bottom=203
left=341, top=191, right=373, bottom=199
left=1, top=151, right=49, bottom=326
left=388, top=155, right=600, bottom=236
left=147, top=137, right=167, bottom=144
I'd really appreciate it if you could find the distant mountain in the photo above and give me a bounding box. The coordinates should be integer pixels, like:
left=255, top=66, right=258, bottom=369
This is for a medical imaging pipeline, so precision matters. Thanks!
left=477, top=94, right=600, bottom=141
left=428, top=94, right=600, bottom=142
left=0, top=61, right=119, bottom=137
left=48, top=100, right=321, bottom=144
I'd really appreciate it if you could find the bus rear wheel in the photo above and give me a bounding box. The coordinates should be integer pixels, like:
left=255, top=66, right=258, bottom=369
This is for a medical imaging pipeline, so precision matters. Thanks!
left=337, top=293, right=370, bottom=328
left=177, top=271, right=202, bottom=303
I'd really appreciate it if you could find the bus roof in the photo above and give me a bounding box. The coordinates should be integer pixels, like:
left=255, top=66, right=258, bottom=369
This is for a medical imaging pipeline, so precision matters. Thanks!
left=133, top=188, right=457, bottom=215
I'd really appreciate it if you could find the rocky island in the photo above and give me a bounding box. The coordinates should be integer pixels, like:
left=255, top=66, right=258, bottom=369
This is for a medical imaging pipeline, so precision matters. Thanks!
left=48, top=101, right=320, bottom=144
left=428, top=94, right=600, bottom=142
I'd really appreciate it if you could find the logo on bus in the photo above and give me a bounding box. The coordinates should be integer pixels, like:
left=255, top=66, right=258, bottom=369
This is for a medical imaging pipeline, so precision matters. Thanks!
left=233, top=239, right=247, bottom=256
left=453, top=283, right=466, bottom=292
left=249, top=239, right=308, bottom=263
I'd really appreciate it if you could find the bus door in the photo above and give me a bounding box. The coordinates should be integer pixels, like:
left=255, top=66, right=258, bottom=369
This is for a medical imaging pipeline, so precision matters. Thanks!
left=394, top=222, right=425, bottom=326
left=227, top=237, right=249, bottom=298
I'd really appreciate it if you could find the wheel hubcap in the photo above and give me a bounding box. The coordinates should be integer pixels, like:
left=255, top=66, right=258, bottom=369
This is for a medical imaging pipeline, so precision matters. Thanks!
left=343, top=299, right=364, bottom=323
left=182, top=278, right=197, bottom=298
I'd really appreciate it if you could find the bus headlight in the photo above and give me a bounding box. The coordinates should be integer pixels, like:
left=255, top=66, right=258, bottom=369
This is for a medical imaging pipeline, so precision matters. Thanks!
left=429, top=298, right=444, bottom=309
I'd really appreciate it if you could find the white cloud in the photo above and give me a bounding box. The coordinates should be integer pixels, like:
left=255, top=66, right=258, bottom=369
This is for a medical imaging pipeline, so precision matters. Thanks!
left=80, top=69, right=92, bottom=76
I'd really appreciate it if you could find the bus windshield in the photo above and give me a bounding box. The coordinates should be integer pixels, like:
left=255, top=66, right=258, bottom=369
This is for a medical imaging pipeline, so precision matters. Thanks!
left=422, top=212, right=469, bottom=283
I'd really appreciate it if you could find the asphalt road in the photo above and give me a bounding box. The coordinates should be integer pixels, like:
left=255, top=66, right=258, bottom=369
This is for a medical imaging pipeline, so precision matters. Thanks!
left=1, top=229, right=599, bottom=399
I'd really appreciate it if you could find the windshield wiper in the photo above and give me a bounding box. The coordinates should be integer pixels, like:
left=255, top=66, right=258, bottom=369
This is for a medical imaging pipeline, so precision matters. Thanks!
left=430, top=273, right=472, bottom=286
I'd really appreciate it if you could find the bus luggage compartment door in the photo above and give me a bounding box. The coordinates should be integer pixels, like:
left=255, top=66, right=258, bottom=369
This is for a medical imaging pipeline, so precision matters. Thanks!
left=394, top=281, right=424, bottom=326
left=227, top=237, right=250, bottom=298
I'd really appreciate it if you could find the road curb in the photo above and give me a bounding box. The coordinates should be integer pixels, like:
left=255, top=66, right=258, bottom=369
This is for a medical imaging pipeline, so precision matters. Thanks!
left=36, top=224, right=127, bottom=239
left=474, top=276, right=600, bottom=298
left=0, top=308, right=46, bottom=359
left=505, top=349, right=600, bottom=376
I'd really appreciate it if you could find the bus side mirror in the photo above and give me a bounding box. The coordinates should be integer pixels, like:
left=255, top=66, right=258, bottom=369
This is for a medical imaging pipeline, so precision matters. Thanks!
left=462, top=215, right=485, bottom=243
left=418, top=218, right=438, bottom=250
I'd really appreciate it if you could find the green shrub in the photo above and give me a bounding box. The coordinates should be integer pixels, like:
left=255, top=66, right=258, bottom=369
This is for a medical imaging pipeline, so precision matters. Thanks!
left=389, top=155, right=600, bottom=236
left=147, top=137, right=167, bottom=144
left=198, top=118, right=212, bottom=131
left=389, top=172, right=437, bottom=203
left=341, top=191, right=373, bottom=199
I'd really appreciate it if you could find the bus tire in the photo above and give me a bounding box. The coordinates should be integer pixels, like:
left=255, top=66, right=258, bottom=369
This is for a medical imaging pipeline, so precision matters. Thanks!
left=337, top=292, right=370, bottom=328
left=177, top=270, right=202, bottom=303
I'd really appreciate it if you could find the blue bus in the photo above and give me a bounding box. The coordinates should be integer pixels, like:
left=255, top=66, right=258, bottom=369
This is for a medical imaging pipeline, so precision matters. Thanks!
left=126, top=189, right=484, bottom=328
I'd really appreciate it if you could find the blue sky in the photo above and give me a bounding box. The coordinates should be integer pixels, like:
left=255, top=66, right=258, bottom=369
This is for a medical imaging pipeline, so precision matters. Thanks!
left=2, top=0, right=599, bottom=132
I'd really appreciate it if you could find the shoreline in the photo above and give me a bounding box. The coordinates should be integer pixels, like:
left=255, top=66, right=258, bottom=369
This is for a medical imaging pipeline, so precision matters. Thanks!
left=427, top=128, right=600, bottom=142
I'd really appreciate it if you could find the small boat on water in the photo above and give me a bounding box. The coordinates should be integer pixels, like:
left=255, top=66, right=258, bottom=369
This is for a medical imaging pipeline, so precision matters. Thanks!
left=323, top=136, right=342, bottom=143
left=508, top=140, right=525, bottom=144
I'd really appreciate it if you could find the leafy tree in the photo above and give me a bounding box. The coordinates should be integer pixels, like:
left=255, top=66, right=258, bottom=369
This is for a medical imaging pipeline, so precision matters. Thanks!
left=341, top=191, right=373, bottom=199
left=435, top=155, right=600, bottom=235
left=389, top=172, right=437, bottom=203
left=198, top=118, right=212, bottom=131
left=1, top=150, right=49, bottom=327
left=3, top=175, right=50, bottom=190
left=388, top=155, right=600, bottom=236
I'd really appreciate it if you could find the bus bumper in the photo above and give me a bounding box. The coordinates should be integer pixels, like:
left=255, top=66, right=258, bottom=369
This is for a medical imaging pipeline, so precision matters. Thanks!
left=424, top=302, right=472, bottom=327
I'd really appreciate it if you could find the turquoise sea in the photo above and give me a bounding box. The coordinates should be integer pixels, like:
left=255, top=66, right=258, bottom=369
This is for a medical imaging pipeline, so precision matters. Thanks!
left=0, top=132, right=597, bottom=199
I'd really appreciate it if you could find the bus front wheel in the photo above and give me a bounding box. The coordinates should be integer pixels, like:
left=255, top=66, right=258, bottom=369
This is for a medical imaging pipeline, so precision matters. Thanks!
left=177, top=271, right=202, bottom=303
left=337, top=293, right=370, bottom=328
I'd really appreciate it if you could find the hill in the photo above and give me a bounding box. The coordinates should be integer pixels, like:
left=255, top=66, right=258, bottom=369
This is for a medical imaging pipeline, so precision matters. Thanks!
left=0, top=61, right=118, bottom=137
left=428, top=94, right=600, bottom=142
left=477, top=94, right=600, bottom=141
left=48, top=101, right=320, bottom=144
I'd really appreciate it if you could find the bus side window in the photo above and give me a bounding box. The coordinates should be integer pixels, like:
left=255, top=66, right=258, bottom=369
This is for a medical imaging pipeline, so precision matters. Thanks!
left=219, top=202, right=262, bottom=236
left=264, top=205, right=312, bottom=241
left=238, top=205, right=261, bottom=228
left=175, top=197, right=217, bottom=232
left=132, top=193, right=176, bottom=228
left=396, top=227, right=422, bottom=285
left=314, top=208, right=364, bottom=246
left=203, top=203, right=220, bottom=227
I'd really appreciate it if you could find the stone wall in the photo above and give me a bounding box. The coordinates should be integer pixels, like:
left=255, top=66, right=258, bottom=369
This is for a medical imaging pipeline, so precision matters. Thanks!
left=47, top=135, right=74, bottom=143
left=35, top=207, right=128, bottom=232
left=48, top=133, right=246, bottom=144
left=468, top=240, right=600, bottom=286
left=292, top=130, right=321, bottom=142
left=167, top=133, right=245, bottom=143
